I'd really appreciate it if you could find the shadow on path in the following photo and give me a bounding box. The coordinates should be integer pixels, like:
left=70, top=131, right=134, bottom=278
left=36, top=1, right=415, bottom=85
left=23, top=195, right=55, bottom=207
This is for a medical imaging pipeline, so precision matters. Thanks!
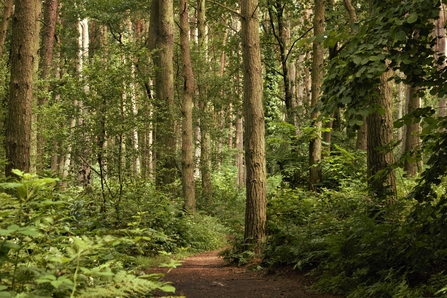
left=153, top=250, right=340, bottom=298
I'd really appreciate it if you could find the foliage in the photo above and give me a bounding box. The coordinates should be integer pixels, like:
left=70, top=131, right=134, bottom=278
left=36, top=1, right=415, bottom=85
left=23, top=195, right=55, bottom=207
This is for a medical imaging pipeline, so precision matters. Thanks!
left=0, top=170, right=176, bottom=297
left=264, top=178, right=447, bottom=297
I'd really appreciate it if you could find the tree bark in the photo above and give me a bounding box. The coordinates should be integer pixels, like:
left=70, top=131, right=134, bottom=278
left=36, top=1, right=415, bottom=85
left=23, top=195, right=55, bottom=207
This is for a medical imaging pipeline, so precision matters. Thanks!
left=149, top=0, right=177, bottom=186
left=309, top=0, right=324, bottom=190
left=180, top=0, right=196, bottom=214
left=403, top=85, right=422, bottom=177
left=5, top=0, right=41, bottom=176
left=0, top=0, right=13, bottom=58
left=197, top=0, right=213, bottom=204
left=241, top=0, right=267, bottom=252
left=436, top=4, right=447, bottom=117
left=367, top=70, right=397, bottom=201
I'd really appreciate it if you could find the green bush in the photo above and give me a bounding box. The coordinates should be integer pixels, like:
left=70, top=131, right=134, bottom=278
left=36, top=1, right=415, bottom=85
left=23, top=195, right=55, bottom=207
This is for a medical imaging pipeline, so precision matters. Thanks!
left=0, top=170, right=175, bottom=297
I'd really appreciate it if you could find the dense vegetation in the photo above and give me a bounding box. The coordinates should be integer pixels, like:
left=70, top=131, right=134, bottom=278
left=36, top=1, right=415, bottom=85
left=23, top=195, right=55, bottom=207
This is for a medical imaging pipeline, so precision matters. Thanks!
left=2, top=0, right=447, bottom=297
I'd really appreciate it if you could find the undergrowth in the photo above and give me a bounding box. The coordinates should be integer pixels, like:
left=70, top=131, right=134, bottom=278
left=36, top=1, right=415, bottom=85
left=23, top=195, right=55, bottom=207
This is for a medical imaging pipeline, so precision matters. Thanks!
left=263, top=183, right=447, bottom=297
left=0, top=170, right=228, bottom=297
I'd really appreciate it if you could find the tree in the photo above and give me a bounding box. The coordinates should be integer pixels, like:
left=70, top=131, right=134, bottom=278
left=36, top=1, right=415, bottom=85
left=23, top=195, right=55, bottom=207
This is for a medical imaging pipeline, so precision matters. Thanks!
left=366, top=70, right=397, bottom=201
left=403, top=85, right=422, bottom=177
left=37, top=0, right=58, bottom=171
left=148, top=0, right=177, bottom=186
left=0, top=0, right=13, bottom=58
left=241, top=0, right=266, bottom=251
left=5, top=0, right=41, bottom=176
left=309, top=0, right=324, bottom=190
left=180, top=0, right=196, bottom=213
left=197, top=0, right=213, bottom=204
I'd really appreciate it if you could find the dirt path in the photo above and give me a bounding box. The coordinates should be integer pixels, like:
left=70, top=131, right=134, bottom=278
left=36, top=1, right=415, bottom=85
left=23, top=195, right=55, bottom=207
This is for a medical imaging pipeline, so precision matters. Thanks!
left=153, top=250, right=339, bottom=298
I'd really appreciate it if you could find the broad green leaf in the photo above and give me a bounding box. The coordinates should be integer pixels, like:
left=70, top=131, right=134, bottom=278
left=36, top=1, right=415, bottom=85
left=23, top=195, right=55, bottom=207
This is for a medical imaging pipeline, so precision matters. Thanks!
left=18, top=226, right=39, bottom=236
left=407, top=12, right=418, bottom=23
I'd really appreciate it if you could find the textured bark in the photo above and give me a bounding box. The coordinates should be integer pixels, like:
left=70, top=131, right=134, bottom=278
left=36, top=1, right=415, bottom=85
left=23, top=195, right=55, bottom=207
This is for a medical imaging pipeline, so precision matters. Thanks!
left=366, top=71, right=397, bottom=201
left=309, top=0, right=324, bottom=190
left=149, top=0, right=177, bottom=185
left=403, top=85, right=422, bottom=177
left=241, top=0, right=267, bottom=251
left=5, top=0, right=41, bottom=176
left=180, top=0, right=196, bottom=214
left=0, top=0, right=13, bottom=58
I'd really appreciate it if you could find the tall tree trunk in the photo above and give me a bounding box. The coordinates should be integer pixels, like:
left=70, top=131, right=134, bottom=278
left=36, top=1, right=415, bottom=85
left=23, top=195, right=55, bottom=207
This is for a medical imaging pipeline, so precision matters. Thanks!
left=367, top=70, right=397, bottom=201
left=197, top=0, right=213, bottom=204
left=180, top=0, right=196, bottom=214
left=149, top=0, right=177, bottom=186
left=241, top=0, right=266, bottom=252
left=436, top=4, right=447, bottom=117
left=403, top=85, right=422, bottom=177
left=5, top=0, right=41, bottom=176
left=0, top=0, right=13, bottom=58
left=309, top=0, right=324, bottom=190
left=268, top=0, right=293, bottom=123
left=37, top=0, right=58, bottom=171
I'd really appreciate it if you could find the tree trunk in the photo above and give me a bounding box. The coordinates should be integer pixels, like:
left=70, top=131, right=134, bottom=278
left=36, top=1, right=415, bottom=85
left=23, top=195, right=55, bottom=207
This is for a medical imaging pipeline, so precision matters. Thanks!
left=180, top=0, right=196, bottom=214
left=367, top=70, right=397, bottom=201
left=403, top=85, right=422, bottom=177
left=0, top=0, right=13, bottom=58
left=197, top=0, right=213, bottom=204
left=436, top=4, right=447, bottom=117
left=5, top=0, right=41, bottom=176
left=37, top=0, right=58, bottom=171
left=149, top=0, right=177, bottom=186
left=241, top=0, right=267, bottom=252
left=309, top=0, right=324, bottom=190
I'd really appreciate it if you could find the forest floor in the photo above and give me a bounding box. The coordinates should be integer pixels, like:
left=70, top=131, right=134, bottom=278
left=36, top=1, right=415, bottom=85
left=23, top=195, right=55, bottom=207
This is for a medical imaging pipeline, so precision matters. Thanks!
left=150, top=250, right=340, bottom=298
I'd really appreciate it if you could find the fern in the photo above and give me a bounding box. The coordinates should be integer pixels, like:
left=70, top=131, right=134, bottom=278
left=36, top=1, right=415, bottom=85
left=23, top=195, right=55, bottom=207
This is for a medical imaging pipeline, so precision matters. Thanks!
left=78, top=270, right=175, bottom=297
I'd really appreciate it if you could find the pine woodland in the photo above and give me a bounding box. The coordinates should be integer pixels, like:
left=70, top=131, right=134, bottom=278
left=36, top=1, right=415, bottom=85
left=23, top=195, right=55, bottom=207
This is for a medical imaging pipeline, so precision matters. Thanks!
left=2, top=0, right=447, bottom=296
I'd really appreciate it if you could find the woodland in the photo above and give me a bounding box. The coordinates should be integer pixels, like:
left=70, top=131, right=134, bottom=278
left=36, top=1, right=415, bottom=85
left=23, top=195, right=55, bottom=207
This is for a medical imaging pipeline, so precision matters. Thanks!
left=2, top=0, right=447, bottom=297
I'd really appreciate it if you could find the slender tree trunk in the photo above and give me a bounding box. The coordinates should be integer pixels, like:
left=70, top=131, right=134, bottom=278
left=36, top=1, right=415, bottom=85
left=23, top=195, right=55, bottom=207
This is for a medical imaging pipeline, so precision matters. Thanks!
left=236, top=114, right=244, bottom=187
left=5, top=0, right=41, bottom=176
left=180, top=0, right=196, bottom=214
left=397, top=80, right=404, bottom=144
left=403, top=85, right=422, bottom=177
left=436, top=4, right=447, bottom=117
left=0, top=0, right=13, bottom=58
left=309, top=0, right=324, bottom=190
left=197, top=0, right=213, bottom=204
left=37, top=0, right=58, bottom=171
left=367, top=70, right=397, bottom=201
left=241, top=0, right=267, bottom=252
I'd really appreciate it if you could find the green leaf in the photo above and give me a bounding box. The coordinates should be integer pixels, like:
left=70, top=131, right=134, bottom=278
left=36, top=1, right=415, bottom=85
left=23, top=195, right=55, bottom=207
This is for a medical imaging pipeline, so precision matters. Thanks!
left=159, top=285, right=176, bottom=293
left=407, top=12, right=418, bottom=24
left=394, top=30, right=406, bottom=41
left=18, top=227, right=39, bottom=237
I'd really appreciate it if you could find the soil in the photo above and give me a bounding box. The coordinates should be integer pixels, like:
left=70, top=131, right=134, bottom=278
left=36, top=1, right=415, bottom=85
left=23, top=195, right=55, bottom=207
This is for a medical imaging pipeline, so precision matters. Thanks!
left=151, top=250, right=340, bottom=298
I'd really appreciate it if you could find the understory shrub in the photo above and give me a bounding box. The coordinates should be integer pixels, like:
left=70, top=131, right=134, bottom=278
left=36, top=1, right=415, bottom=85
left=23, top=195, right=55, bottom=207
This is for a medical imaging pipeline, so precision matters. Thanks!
left=264, top=185, right=447, bottom=297
left=0, top=169, right=229, bottom=297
